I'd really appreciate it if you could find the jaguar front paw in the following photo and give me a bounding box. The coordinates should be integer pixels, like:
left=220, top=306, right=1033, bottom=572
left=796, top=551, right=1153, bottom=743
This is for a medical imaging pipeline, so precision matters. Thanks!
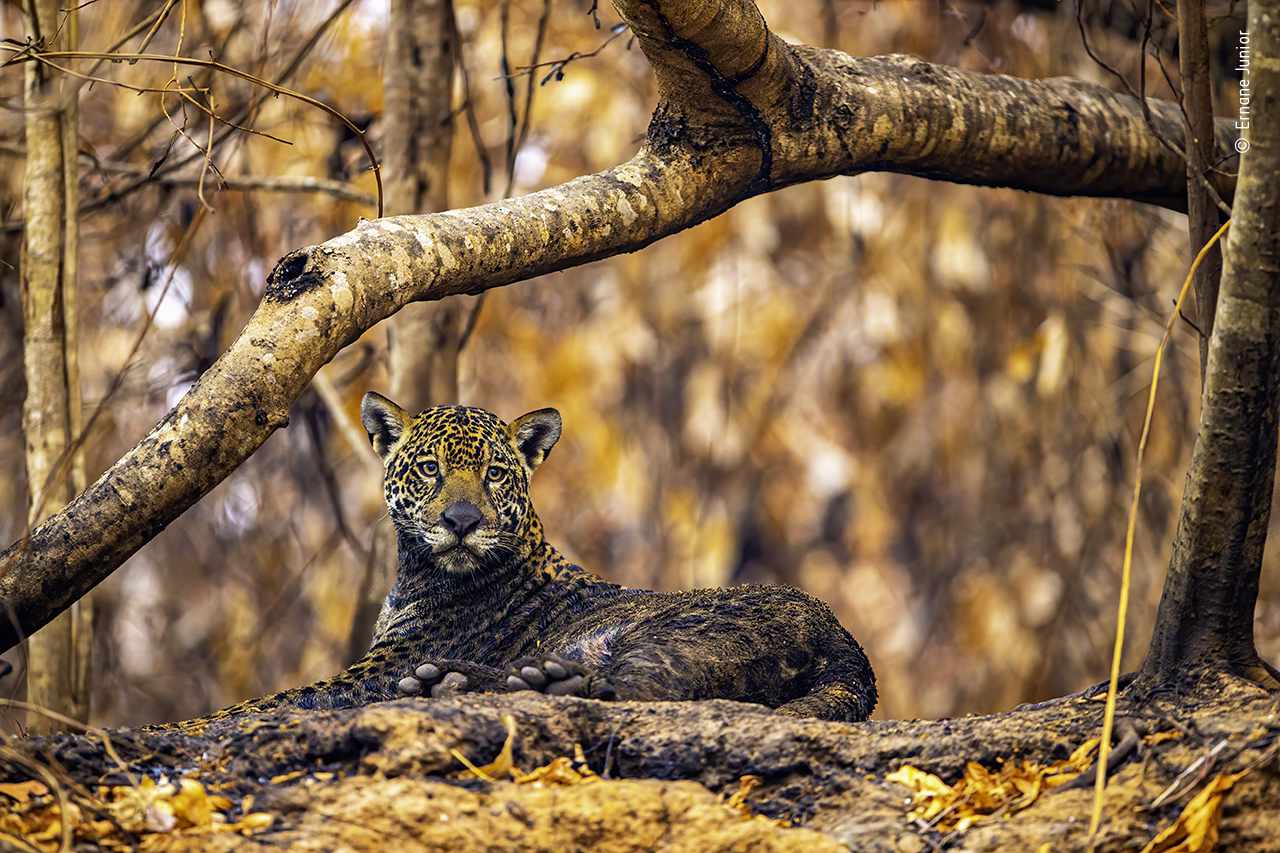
left=397, top=661, right=482, bottom=698
left=505, top=655, right=615, bottom=699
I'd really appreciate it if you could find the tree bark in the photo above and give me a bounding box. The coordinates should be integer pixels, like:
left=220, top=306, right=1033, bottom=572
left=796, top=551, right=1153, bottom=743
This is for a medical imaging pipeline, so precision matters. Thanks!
left=0, top=0, right=1247, bottom=653
left=1138, top=0, right=1280, bottom=689
left=383, top=0, right=467, bottom=411
left=20, top=0, right=91, bottom=728
left=348, top=0, right=464, bottom=658
left=1177, top=0, right=1225, bottom=380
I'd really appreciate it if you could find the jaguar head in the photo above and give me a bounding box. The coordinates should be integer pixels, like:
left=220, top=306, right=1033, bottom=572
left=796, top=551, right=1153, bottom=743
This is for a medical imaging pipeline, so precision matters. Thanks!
left=360, top=393, right=561, bottom=574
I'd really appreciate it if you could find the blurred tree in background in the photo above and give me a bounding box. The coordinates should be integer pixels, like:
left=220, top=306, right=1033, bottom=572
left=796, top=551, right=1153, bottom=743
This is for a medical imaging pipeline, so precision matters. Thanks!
left=0, top=0, right=1265, bottom=727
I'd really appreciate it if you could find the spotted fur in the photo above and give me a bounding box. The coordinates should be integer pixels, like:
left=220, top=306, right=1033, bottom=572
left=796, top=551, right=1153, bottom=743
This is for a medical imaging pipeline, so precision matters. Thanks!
left=184, top=397, right=876, bottom=727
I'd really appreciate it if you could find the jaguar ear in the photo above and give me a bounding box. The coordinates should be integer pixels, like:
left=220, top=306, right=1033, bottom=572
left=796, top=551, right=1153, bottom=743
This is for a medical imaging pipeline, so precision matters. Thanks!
left=509, top=408, right=562, bottom=472
left=360, top=391, right=412, bottom=462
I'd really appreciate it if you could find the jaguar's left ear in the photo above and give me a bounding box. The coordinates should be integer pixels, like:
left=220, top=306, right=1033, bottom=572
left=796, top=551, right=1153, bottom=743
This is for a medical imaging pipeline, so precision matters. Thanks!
left=509, top=408, right=562, bottom=471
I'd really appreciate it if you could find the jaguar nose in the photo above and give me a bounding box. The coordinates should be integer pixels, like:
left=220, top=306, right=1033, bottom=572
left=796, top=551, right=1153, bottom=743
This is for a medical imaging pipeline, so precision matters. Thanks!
left=441, top=500, right=484, bottom=537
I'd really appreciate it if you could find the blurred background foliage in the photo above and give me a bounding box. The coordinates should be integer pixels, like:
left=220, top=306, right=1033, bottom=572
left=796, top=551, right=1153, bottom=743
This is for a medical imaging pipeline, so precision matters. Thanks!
left=0, top=0, right=1269, bottom=727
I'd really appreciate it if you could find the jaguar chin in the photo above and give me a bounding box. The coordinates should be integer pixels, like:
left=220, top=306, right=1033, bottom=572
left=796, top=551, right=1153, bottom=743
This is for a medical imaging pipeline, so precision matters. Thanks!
left=433, top=542, right=482, bottom=574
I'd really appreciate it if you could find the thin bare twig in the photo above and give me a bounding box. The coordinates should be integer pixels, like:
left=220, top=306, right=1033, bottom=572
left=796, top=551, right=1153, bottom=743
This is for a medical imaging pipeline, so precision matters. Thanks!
left=515, top=0, right=552, bottom=166
left=0, top=47, right=384, bottom=216
left=311, top=372, right=381, bottom=472
left=24, top=206, right=209, bottom=529
left=0, top=0, right=362, bottom=232
left=1088, top=219, right=1231, bottom=838
left=132, top=0, right=181, bottom=59
left=1, top=143, right=369, bottom=202
left=499, top=1, right=520, bottom=197
left=151, top=172, right=375, bottom=204
left=506, top=23, right=629, bottom=86
left=1073, top=0, right=1231, bottom=215
left=456, top=293, right=487, bottom=354
left=1149, top=738, right=1229, bottom=808
left=0, top=698, right=135, bottom=786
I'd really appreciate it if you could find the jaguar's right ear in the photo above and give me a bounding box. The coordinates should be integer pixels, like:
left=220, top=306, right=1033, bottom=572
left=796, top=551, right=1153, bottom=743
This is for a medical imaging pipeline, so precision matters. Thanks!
left=360, top=391, right=412, bottom=462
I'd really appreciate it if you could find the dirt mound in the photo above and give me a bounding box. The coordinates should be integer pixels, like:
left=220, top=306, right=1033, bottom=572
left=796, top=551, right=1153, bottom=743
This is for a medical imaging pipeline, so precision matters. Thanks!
left=4, top=674, right=1279, bottom=851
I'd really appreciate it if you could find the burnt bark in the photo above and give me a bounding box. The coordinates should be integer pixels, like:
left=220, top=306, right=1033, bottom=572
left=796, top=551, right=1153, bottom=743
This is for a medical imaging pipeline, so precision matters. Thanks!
left=0, top=0, right=1249, bottom=652
left=1177, top=0, right=1226, bottom=379
left=1138, top=0, right=1280, bottom=689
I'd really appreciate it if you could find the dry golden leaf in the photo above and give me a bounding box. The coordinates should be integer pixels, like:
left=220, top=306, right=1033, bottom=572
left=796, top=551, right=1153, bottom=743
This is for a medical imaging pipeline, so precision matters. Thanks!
left=514, top=742, right=601, bottom=787
left=28, top=802, right=81, bottom=844
left=514, top=755, right=599, bottom=787
left=726, top=774, right=764, bottom=814
left=145, top=799, right=177, bottom=833
left=452, top=714, right=519, bottom=781
left=81, top=818, right=118, bottom=840
left=170, top=779, right=215, bottom=828
left=41, top=774, right=280, bottom=847
left=231, top=811, right=275, bottom=835
left=0, top=779, right=49, bottom=803
left=1145, top=731, right=1184, bottom=747
left=724, top=775, right=791, bottom=827
left=885, top=765, right=954, bottom=823
left=455, top=717, right=601, bottom=789
left=887, top=742, right=1099, bottom=834
left=1141, top=771, right=1248, bottom=853
left=1045, top=738, right=1099, bottom=788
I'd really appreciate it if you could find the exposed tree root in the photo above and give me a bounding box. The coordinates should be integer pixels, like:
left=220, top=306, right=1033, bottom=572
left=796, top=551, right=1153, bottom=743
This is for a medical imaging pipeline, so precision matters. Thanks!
left=1244, top=660, right=1280, bottom=692
left=1133, top=654, right=1280, bottom=697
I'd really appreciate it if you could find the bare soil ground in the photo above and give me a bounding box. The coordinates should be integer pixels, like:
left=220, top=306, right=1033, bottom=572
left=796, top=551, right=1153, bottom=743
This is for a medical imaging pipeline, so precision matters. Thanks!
left=3, top=672, right=1279, bottom=851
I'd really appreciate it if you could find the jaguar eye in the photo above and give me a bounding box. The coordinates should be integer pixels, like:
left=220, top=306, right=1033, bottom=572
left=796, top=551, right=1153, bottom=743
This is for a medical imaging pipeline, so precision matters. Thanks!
left=423, top=460, right=439, bottom=476
left=486, top=465, right=505, bottom=482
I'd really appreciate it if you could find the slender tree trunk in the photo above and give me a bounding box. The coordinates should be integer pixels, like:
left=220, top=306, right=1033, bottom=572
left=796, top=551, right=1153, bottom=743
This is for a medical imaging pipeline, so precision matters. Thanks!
left=21, top=0, right=91, bottom=729
left=60, top=2, right=91, bottom=725
left=1138, top=0, right=1280, bottom=690
left=349, top=0, right=464, bottom=656
left=1177, top=0, right=1225, bottom=381
left=383, top=0, right=465, bottom=409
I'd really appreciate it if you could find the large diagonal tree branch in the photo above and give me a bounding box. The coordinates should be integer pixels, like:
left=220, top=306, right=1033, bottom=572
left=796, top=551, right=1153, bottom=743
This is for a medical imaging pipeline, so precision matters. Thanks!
left=0, top=0, right=1242, bottom=651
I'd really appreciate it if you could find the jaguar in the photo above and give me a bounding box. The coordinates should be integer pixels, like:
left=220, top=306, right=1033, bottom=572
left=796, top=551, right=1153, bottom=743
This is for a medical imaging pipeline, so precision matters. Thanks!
left=196, top=394, right=876, bottom=723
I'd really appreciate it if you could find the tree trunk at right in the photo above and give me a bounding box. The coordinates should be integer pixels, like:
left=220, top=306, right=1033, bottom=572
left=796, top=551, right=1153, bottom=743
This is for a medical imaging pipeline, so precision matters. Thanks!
left=1138, top=0, right=1280, bottom=689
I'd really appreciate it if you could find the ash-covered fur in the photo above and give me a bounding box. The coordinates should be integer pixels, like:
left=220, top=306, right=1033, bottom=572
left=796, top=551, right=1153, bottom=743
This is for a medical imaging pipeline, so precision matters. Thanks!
left=199, top=397, right=876, bottom=724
